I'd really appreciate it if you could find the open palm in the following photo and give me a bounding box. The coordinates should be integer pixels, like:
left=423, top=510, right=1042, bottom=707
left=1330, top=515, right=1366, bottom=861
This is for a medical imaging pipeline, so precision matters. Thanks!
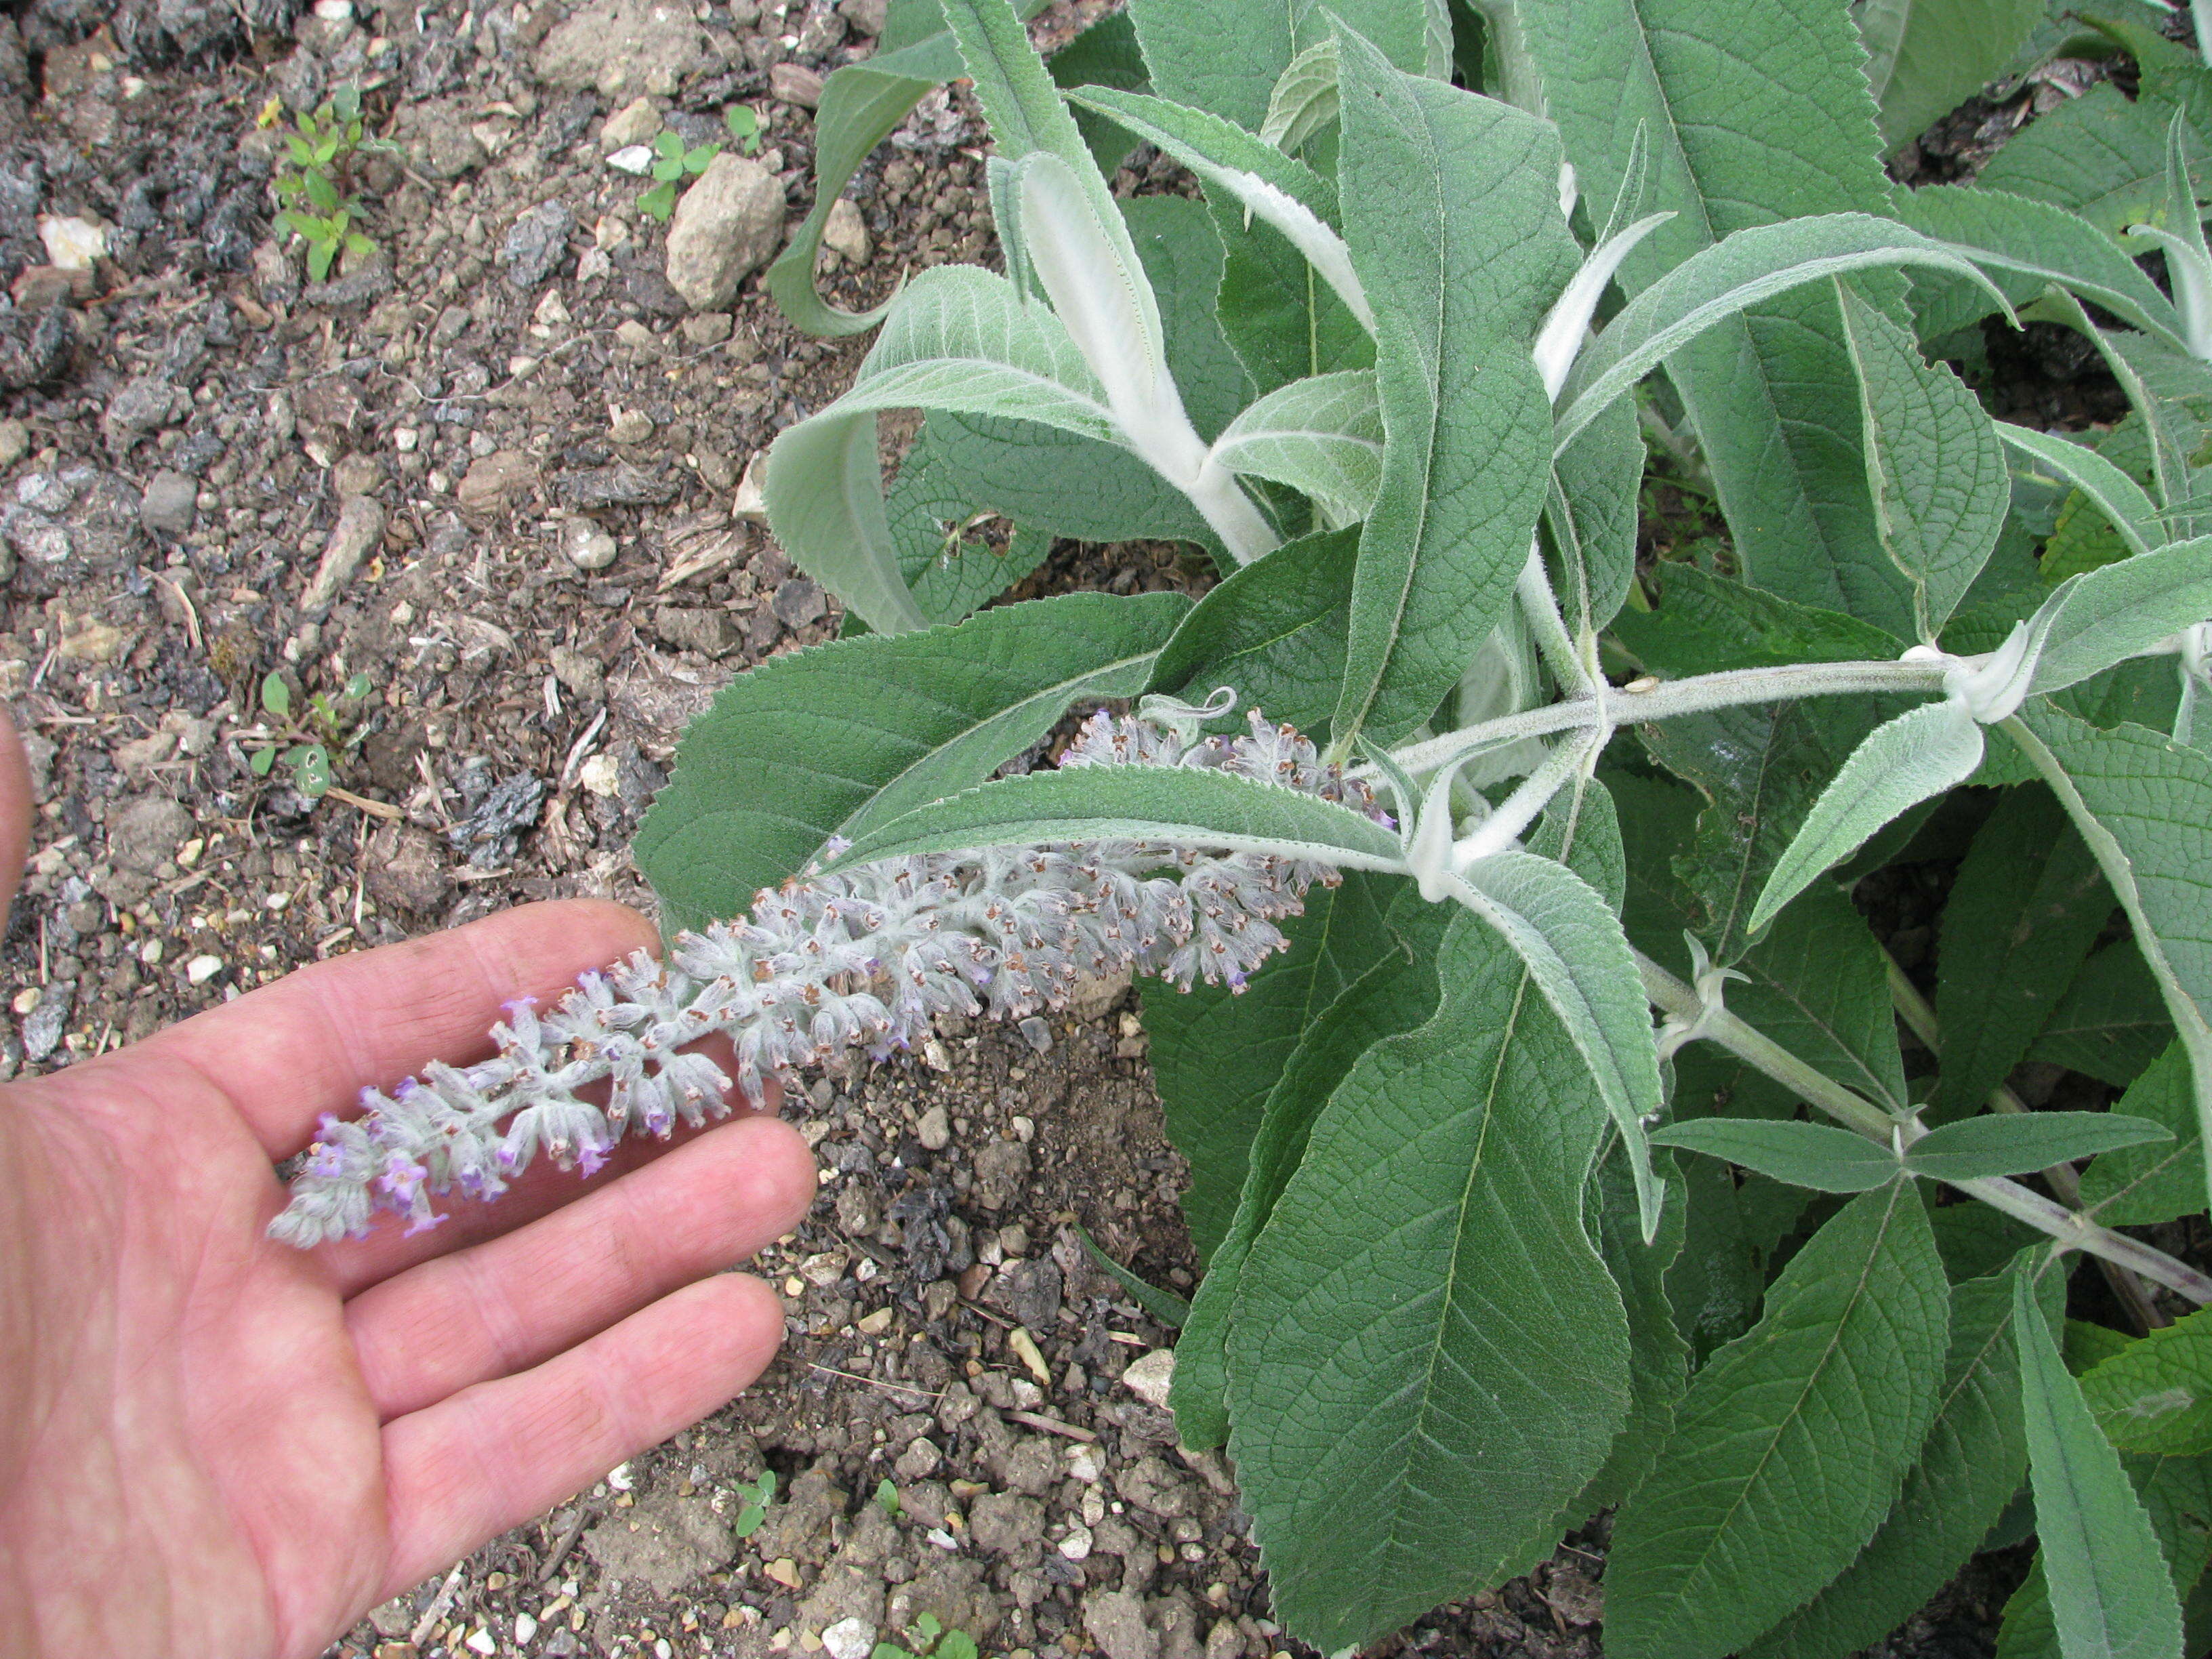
left=0, top=894, right=814, bottom=1658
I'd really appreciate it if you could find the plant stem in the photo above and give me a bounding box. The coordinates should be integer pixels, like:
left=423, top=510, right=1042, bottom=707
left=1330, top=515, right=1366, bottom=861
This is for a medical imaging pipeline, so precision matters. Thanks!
left=1517, top=540, right=1591, bottom=694
left=1638, top=950, right=2212, bottom=1305
left=1452, top=731, right=1593, bottom=868
left=1884, top=952, right=2170, bottom=1331
left=1376, top=657, right=1950, bottom=780
left=1182, top=462, right=1282, bottom=565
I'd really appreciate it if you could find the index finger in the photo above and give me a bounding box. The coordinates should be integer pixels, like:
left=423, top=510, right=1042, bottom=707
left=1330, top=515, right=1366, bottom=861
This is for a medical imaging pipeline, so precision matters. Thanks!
left=104, top=899, right=659, bottom=1160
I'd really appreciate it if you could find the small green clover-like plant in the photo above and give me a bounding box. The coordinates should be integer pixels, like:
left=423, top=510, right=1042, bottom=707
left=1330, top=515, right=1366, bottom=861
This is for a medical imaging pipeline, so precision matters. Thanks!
left=638, top=107, right=762, bottom=223
left=270, top=84, right=394, bottom=283
left=731, top=1469, right=775, bottom=1538
left=873, top=1477, right=900, bottom=1518
left=872, top=1612, right=979, bottom=1659
left=245, top=669, right=373, bottom=800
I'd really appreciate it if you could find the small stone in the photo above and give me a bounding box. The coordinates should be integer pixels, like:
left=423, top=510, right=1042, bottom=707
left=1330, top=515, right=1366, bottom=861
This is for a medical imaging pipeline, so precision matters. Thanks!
left=1084, top=1591, right=1160, bottom=1659
left=1017, top=1016, right=1052, bottom=1054
left=681, top=311, right=733, bottom=346
left=22, top=985, right=68, bottom=1062
left=458, top=451, right=538, bottom=514
left=764, top=1558, right=804, bottom=1590
left=301, top=494, right=387, bottom=615
left=1121, top=1349, right=1175, bottom=1410
left=770, top=62, right=824, bottom=106
left=608, top=143, right=655, bottom=175
left=822, top=197, right=869, bottom=263
left=579, top=753, right=621, bottom=797
left=139, top=469, right=197, bottom=538
left=465, top=1631, right=497, bottom=1657
left=916, top=1104, right=951, bottom=1151
left=109, top=796, right=193, bottom=874
left=615, top=318, right=659, bottom=353
left=1067, top=1444, right=1105, bottom=1484
left=559, top=463, right=676, bottom=508
left=186, top=954, right=223, bottom=985
left=514, top=1612, right=539, bottom=1643
left=772, top=577, right=826, bottom=628
left=609, top=407, right=655, bottom=445
left=1057, top=1525, right=1093, bottom=1562
left=819, top=1618, right=876, bottom=1659
left=652, top=605, right=739, bottom=657
left=535, top=0, right=713, bottom=98
left=836, top=0, right=886, bottom=33
left=664, top=153, right=785, bottom=311
left=0, top=418, right=26, bottom=468
left=601, top=95, right=663, bottom=150
left=503, top=200, right=576, bottom=290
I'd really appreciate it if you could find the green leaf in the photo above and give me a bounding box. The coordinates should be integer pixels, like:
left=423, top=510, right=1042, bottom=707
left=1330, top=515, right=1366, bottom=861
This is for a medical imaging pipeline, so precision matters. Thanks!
left=2010, top=707, right=2212, bottom=1218
left=1521, top=0, right=1929, bottom=630
left=1996, top=424, right=2163, bottom=563
left=653, top=127, right=684, bottom=157
left=1936, top=785, right=2114, bottom=1118
left=1550, top=394, right=1645, bottom=634
left=1119, top=194, right=1252, bottom=443
left=762, top=30, right=964, bottom=335
left=248, top=745, right=276, bottom=777
left=293, top=743, right=331, bottom=799
left=1072, top=1222, right=1190, bottom=1327
left=1329, top=28, right=1576, bottom=747
left=1744, top=1257, right=2063, bottom=1659
left=261, top=672, right=292, bottom=718
left=1730, top=882, right=1910, bottom=1115
left=2080, top=1042, right=2206, bottom=1225
left=306, top=238, right=336, bottom=283
left=764, top=265, right=1120, bottom=634
left=634, top=592, right=1187, bottom=929
left=2032, top=943, right=2176, bottom=1090
left=1052, top=9, right=1149, bottom=173
left=1452, top=850, right=1665, bottom=1233
left=822, top=762, right=1408, bottom=874
left=1897, top=185, right=2188, bottom=352
left=1124, top=0, right=1429, bottom=131
left=682, top=144, right=717, bottom=172
left=1147, top=525, right=1358, bottom=739
left=1835, top=279, right=2008, bottom=641
left=1142, top=871, right=1404, bottom=1267
left=1610, top=564, right=1907, bottom=678
left=1978, top=79, right=2202, bottom=241
left=1750, top=699, right=1985, bottom=935
left=2080, top=1309, right=2212, bottom=1456
left=1227, top=912, right=1632, bottom=1652
left=1856, top=0, right=2043, bottom=151
left=1205, top=370, right=1382, bottom=525
left=2013, top=1269, right=2188, bottom=1659
left=637, top=180, right=678, bottom=222
left=724, top=103, right=760, bottom=144
left=1168, top=885, right=1447, bottom=1448
left=1261, top=36, right=1340, bottom=154
left=1637, top=693, right=1896, bottom=964
left=2029, top=538, right=2212, bottom=698
left=1906, top=1113, right=2172, bottom=1182
left=1575, top=1145, right=1693, bottom=1515
left=1607, top=1184, right=1951, bottom=1659
left=1649, top=1118, right=1904, bottom=1192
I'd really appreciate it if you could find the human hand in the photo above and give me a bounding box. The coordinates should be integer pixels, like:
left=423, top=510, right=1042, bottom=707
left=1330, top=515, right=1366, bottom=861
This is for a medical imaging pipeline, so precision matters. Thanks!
left=0, top=846, right=814, bottom=1656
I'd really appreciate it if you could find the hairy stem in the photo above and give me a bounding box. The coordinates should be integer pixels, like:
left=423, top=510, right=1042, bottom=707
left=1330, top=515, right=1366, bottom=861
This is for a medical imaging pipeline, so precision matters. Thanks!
left=1638, top=951, right=2212, bottom=1305
left=1377, top=657, right=1951, bottom=781
left=1885, top=953, right=2170, bottom=1331
left=1517, top=540, right=1591, bottom=694
left=1183, top=462, right=1283, bottom=565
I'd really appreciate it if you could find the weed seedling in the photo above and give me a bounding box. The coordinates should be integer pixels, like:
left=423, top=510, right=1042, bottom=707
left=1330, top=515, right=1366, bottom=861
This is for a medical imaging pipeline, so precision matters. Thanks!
left=638, top=105, right=764, bottom=222
left=245, top=670, right=373, bottom=800
left=268, top=85, right=394, bottom=282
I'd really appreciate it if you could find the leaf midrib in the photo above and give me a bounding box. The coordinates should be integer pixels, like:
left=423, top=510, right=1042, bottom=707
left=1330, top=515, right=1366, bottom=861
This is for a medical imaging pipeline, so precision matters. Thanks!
left=1654, top=1179, right=1908, bottom=1621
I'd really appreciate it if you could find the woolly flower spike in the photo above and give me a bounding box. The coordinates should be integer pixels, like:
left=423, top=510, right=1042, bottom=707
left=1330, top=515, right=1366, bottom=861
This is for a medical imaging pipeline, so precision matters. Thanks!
left=270, top=710, right=1382, bottom=1248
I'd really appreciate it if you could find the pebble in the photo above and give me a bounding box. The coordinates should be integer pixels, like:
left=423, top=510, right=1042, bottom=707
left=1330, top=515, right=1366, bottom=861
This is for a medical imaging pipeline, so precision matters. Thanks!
left=822, top=197, right=870, bottom=263
left=1057, top=1524, right=1093, bottom=1562
left=664, top=153, right=785, bottom=311
left=916, top=1104, right=951, bottom=1151
left=819, top=1618, right=876, bottom=1659
left=514, top=1613, right=539, bottom=1643
left=501, top=200, right=576, bottom=291
left=601, top=95, right=663, bottom=151
left=609, top=407, right=654, bottom=445
left=607, top=144, right=655, bottom=175
left=772, top=576, right=827, bottom=628
left=0, top=418, right=26, bottom=468
left=769, top=62, right=824, bottom=107
left=22, top=985, right=67, bottom=1061
left=138, top=469, right=197, bottom=538
left=681, top=312, right=733, bottom=346
left=301, top=494, right=387, bottom=615
left=1121, top=1348, right=1176, bottom=1409
left=465, top=1631, right=496, bottom=1656
left=185, top=954, right=223, bottom=985
left=579, top=752, right=621, bottom=796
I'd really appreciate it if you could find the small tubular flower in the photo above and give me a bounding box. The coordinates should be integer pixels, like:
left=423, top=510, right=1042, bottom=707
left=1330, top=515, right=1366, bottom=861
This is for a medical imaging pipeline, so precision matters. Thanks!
left=270, top=710, right=1384, bottom=1247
